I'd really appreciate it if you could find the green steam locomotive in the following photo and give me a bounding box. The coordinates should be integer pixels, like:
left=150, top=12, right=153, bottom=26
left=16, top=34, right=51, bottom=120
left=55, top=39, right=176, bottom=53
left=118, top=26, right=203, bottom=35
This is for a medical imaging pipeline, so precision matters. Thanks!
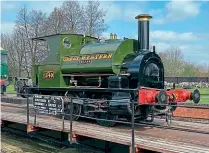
left=21, top=14, right=200, bottom=126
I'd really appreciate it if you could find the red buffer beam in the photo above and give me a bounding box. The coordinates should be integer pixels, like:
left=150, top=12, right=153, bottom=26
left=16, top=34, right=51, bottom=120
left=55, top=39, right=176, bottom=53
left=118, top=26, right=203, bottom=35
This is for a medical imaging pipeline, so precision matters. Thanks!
left=138, top=87, right=200, bottom=105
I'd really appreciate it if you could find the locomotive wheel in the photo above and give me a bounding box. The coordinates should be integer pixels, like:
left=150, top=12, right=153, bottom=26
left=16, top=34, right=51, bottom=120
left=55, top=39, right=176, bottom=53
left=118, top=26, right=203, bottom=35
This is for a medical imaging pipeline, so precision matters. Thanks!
left=96, top=113, right=118, bottom=127
left=64, top=93, right=82, bottom=121
left=64, top=103, right=82, bottom=121
left=126, top=106, right=145, bottom=122
left=126, top=113, right=149, bottom=122
left=127, top=106, right=150, bottom=122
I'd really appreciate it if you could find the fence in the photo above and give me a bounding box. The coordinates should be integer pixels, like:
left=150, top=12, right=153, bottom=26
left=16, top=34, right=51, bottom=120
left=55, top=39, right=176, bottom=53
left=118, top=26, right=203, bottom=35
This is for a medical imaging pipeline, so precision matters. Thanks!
left=165, top=77, right=209, bottom=83
left=27, top=88, right=138, bottom=153
left=23, top=87, right=208, bottom=153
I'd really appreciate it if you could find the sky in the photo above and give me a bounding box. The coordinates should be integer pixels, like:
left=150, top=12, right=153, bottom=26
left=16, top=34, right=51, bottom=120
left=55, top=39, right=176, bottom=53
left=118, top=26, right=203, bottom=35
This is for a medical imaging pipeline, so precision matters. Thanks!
left=1, top=0, right=209, bottom=65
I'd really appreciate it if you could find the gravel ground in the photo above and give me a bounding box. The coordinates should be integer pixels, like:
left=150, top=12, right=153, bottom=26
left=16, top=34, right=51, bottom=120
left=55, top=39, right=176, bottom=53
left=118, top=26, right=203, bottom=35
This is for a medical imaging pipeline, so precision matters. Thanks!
left=173, top=107, right=209, bottom=119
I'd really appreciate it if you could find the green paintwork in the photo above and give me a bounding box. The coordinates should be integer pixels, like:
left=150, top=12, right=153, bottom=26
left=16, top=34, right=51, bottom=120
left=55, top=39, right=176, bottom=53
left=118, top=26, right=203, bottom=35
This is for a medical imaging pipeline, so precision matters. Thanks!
left=37, top=35, right=61, bottom=88
left=61, top=39, right=138, bottom=74
left=34, top=34, right=138, bottom=88
left=80, top=40, right=122, bottom=54
left=38, top=65, right=61, bottom=87
left=35, top=34, right=97, bottom=88
left=1, top=49, right=8, bottom=78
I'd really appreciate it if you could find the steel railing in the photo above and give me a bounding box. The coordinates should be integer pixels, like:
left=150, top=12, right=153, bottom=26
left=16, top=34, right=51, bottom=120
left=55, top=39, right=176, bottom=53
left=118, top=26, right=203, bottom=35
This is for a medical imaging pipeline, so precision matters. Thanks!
left=20, top=88, right=209, bottom=153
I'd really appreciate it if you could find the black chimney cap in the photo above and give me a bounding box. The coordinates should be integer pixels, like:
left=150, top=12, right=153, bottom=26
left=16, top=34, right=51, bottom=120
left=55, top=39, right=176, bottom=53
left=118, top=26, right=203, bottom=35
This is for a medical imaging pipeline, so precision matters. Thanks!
left=135, top=14, right=152, bottom=21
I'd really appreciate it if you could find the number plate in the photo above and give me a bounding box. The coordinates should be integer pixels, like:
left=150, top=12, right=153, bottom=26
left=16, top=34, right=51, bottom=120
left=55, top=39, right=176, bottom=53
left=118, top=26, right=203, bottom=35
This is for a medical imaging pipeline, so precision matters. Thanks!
left=43, top=71, right=54, bottom=80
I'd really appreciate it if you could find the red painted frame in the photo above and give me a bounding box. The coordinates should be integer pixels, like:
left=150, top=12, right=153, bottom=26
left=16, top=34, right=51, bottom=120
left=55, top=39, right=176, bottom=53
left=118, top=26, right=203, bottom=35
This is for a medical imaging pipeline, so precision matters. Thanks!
left=138, top=88, right=192, bottom=104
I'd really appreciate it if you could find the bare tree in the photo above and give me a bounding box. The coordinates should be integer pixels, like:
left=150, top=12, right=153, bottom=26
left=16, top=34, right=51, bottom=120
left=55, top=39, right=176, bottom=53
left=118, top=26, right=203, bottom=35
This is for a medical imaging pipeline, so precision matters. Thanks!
left=159, top=46, right=184, bottom=76
left=206, top=64, right=209, bottom=77
left=1, top=33, right=19, bottom=77
left=29, top=9, right=47, bottom=64
left=15, top=6, right=47, bottom=77
left=1, top=1, right=109, bottom=78
left=82, top=1, right=108, bottom=37
left=43, top=7, right=65, bottom=35
left=15, top=6, right=32, bottom=76
left=61, top=1, right=83, bottom=33
left=181, top=62, right=198, bottom=77
left=198, top=63, right=209, bottom=77
left=13, top=29, right=26, bottom=76
left=158, top=46, right=206, bottom=77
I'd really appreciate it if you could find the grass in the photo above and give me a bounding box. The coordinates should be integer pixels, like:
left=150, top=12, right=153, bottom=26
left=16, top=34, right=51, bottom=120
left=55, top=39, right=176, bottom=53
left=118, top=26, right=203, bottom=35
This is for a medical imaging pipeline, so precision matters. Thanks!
left=1, top=131, right=87, bottom=153
left=5, top=83, right=16, bottom=94
left=188, top=88, right=209, bottom=95
left=188, top=88, right=209, bottom=104
left=198, top=95, right=209, bottom=103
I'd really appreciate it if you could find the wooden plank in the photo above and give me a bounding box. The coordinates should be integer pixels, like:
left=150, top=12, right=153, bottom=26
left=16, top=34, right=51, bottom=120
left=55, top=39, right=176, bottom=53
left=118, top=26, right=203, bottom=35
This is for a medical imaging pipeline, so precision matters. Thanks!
left=1, top=111, right=209, bottom=153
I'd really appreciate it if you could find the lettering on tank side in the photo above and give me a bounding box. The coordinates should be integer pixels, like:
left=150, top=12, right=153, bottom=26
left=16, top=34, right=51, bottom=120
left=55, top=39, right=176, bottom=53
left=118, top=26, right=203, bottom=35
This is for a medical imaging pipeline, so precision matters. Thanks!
left=63, top=53, right=113, bottom=62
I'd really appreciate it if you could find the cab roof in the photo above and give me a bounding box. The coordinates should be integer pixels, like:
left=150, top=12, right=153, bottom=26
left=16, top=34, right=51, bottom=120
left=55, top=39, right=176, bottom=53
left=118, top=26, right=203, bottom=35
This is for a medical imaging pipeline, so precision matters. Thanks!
left=31, top=33, right=99, bottom=41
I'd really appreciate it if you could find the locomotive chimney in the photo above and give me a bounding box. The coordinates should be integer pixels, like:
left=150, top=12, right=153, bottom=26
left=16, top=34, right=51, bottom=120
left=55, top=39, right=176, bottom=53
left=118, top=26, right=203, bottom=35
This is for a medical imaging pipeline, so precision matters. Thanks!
left=135, top=14, right=152, bottom=52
